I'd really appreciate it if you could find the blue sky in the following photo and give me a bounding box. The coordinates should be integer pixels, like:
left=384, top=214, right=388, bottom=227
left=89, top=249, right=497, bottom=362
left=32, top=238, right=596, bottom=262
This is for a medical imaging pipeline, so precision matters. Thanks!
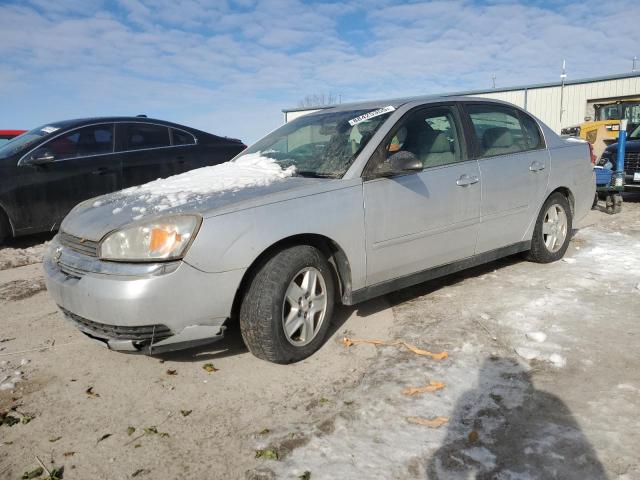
left=0, top=0, right=638, bottom=143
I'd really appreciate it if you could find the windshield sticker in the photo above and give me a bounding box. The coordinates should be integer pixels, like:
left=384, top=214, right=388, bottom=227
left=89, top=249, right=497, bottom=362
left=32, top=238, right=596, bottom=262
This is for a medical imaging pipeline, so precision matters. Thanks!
left=348, top=105, right=396, bottom=126
left=41, top=126, right=59, bottom=134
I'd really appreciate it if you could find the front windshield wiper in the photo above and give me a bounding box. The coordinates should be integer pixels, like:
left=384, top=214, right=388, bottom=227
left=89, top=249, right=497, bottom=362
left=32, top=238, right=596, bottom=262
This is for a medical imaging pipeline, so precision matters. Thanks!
left=295, top=171, right=341, bottom=179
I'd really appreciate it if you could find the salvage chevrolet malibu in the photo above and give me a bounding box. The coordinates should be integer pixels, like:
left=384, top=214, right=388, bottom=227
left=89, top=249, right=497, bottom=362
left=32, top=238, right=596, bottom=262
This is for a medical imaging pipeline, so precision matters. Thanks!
left=43, top=97, right=595, bottom=363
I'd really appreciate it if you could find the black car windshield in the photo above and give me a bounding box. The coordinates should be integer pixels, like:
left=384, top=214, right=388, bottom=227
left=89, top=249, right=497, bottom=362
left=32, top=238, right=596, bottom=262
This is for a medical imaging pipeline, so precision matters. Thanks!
left=0, top=123, right=66, bottom=159
left=237, top=107, right=395, bottom=178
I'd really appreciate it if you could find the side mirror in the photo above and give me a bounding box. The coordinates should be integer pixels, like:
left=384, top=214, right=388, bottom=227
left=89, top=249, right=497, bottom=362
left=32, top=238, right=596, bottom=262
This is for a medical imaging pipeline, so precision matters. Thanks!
left=28, top=149, right=55, bottom=165
left=377, top=151, right=422, bottom=177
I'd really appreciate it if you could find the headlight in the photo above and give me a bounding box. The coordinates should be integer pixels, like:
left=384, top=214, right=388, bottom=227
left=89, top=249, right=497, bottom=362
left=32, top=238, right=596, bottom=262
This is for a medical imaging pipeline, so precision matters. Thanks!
left=99, top=215, right=201, bottom=262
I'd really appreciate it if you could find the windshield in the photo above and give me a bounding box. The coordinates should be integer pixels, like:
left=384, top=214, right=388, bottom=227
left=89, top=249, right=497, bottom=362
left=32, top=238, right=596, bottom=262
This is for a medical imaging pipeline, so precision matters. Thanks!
left=0, top=124, right=64, bottom=159
left=237, top=107, right=395, bottom=178
left=596, top=102, right=640, bottom=122
left=630, top=124, right=640, bottom=140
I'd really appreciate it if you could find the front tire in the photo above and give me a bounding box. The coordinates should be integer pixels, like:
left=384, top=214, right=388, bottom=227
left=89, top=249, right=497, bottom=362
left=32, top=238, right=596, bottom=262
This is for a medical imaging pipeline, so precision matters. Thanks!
left=239, top=245, right=335, bottom=364
left=526, top=192, right=572, bottom=263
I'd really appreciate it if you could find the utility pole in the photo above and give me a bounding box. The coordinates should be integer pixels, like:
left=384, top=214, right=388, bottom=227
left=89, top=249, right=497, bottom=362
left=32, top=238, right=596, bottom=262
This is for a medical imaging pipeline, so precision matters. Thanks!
left=559, top=59, right=567, bottom=129
left=491, top=73, right=496, bottom=89
left=634, top=56, right=638, bottom=72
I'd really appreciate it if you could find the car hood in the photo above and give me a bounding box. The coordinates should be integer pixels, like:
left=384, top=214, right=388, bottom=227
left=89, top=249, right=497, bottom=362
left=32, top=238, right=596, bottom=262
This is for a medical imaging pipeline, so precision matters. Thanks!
left=61, top=175, right=336, bottom=241
left=604, top=138, right=640, bottom=154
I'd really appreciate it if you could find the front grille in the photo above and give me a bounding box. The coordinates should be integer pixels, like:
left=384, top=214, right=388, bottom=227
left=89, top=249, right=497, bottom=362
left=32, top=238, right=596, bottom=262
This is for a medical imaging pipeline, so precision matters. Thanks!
left=59, top=232, right=99, bottom=257
left=60, top=307, right=172, bottom=343
left=624, top=151, right=640, bottom=173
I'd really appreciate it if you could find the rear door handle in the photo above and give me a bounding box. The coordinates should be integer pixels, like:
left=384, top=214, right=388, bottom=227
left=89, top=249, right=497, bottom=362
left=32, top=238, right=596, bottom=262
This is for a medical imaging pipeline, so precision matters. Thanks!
left=91, top=167, right=111, bottom=175
left=529, top=161, right=545, bottom=172
left=456, top=174, right=479, bottom=186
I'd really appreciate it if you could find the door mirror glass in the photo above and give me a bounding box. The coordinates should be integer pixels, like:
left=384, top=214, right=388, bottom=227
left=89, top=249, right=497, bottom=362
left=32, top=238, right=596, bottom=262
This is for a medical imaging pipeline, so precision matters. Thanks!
left=28, top=148, right=55, bottom=165
left=377, top=151, right=422, bottom=176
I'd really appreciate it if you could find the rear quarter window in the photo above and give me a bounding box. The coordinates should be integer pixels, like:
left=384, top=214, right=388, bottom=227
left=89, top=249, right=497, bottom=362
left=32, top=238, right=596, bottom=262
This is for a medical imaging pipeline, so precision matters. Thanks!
left=121, top=123, right=170, bottom=151
left=171, top=128, right=196, bottom=146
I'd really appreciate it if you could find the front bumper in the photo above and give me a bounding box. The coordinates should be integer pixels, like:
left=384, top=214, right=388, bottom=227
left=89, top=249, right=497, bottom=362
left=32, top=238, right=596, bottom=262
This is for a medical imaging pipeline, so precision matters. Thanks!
left=625, top=173, right=640, bottom=190
left=43, top=237, right=246, bottom=354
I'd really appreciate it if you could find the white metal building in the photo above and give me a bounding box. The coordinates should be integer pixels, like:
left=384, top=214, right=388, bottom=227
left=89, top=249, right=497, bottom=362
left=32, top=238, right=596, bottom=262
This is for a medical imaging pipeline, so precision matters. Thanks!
left=283, top=71, right=640, bottom=133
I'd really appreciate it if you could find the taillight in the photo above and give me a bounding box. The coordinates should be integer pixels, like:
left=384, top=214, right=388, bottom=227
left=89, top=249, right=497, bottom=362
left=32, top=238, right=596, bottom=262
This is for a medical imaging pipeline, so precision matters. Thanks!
left=588, top=143, right=597, bottom=164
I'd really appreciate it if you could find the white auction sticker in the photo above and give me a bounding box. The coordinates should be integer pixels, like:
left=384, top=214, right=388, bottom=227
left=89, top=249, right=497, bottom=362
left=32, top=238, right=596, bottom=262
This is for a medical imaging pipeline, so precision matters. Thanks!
left=41, top=126, right=59, bottom=134
left=348, top=105, right=395, bottom=126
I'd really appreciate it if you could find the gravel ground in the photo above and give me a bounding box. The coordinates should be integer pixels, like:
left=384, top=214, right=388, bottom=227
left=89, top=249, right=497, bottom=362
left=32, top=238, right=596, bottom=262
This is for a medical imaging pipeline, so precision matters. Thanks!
left=1, top=196, right=639, bottom=479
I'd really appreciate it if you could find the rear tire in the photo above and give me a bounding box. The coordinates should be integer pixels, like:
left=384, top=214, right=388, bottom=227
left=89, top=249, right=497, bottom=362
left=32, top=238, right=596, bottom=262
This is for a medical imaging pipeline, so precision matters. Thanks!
left=526, top=192, right=572, bottom=264
left=239, top=245, right=335, bottom=364
left=0, top=211, right=10, bottom=246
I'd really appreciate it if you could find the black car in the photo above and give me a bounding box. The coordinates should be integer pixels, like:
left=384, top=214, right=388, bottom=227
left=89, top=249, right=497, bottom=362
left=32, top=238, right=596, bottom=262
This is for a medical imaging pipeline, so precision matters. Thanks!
left=599, top=123, right=640, bottom=190
left=0, top=117, right=245, bottom=242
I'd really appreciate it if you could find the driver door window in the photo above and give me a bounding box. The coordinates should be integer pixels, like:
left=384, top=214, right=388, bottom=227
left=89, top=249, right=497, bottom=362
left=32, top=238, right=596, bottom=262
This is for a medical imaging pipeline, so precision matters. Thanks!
left=383, top=107, right=463, bottom=170
left=41, top=124, right=114, bottom=161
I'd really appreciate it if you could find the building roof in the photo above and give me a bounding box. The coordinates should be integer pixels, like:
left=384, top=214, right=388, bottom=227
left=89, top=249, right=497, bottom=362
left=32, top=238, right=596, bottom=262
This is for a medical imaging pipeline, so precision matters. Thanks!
left=283, top=71, right=640, bottom=114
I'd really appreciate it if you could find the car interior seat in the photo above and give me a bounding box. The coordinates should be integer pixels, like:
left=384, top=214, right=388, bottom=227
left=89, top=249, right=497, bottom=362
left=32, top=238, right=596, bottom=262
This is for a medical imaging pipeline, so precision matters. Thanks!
left=482, top=127, right=518, bottom=156
left=421, top=132, right=455, bottom=167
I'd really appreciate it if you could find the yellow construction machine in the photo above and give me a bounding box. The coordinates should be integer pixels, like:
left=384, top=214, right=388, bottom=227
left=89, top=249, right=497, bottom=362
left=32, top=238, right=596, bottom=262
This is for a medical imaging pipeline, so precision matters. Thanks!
left=562, top=98, right=640, bottom=159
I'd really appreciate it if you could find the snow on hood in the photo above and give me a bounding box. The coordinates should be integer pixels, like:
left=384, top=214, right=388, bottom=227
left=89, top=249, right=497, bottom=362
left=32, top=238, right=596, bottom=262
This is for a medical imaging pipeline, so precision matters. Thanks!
left=92, top=153, right=295, bottom=220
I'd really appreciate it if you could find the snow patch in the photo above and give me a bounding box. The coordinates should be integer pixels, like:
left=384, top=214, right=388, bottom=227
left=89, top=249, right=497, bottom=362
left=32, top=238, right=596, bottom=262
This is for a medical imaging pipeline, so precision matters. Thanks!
left=515, top=347, right=540, bottom=360
left=526, top=331, right=547, bottom=343
left=464, top=446, right=497, bottom=469
left=97, top=153, right=296, bottom=218
left=549, top=353, right=566, bottom=368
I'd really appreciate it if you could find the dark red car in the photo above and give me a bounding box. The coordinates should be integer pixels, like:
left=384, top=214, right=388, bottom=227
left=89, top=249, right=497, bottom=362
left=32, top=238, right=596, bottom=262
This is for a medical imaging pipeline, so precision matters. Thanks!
left=0, top=130, right=26, bottom=147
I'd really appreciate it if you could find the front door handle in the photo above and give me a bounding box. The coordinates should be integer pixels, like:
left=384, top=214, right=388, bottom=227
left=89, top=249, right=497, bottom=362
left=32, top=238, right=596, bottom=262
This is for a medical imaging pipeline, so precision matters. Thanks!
left=529, top=161, right=546, bottom=172
left=456, top=174, right=479, bottom=186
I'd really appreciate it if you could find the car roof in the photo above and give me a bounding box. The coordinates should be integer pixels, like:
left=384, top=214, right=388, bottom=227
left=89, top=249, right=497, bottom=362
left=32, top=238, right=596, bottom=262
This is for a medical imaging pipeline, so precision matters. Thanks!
left=44, top=116, right=196, bottom=130
left=36, top=117, right=243, bottom=143
left=302, top=95, right=520, bottom=116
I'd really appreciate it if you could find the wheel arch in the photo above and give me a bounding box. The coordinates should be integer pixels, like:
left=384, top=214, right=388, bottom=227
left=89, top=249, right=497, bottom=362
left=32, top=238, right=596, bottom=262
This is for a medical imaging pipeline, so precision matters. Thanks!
left=229, top=233, right=353, bottom=322
left=0, top=201, right=15, bottom=240
left=549, top=186, right=575, bottom=215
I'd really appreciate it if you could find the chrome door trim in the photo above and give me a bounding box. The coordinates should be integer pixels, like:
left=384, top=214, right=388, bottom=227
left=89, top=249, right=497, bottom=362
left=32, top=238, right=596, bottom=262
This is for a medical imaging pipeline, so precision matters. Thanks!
left=18, top=121, right=197, bottom=166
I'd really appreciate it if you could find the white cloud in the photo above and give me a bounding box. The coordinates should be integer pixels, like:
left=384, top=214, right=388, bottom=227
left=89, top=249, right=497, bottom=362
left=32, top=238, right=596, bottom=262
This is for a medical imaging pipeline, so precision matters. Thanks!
left=0, top=0, right=638, bottom=143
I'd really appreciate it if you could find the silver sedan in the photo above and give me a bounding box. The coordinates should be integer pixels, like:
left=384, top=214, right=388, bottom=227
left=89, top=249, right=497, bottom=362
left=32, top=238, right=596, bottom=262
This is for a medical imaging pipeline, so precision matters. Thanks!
left=43, top=97, right=595, bottom=363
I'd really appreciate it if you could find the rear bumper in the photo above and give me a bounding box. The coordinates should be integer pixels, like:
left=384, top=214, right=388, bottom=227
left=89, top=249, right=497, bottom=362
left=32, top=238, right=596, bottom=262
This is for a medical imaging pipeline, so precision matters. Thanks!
left=43, top=237, right=246, bottom=353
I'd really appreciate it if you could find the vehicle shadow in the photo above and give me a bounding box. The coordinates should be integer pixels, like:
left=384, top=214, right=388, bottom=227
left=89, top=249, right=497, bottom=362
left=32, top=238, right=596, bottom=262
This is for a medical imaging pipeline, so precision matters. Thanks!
left=427, top=356, right=607, bottom=479
left=623, top=191, right=640, bottom=202
left=593, top=190, right=640, bottom=213
left=157, top=301, right=359, bottom=362
left=2, top=231, right=55, bottom=249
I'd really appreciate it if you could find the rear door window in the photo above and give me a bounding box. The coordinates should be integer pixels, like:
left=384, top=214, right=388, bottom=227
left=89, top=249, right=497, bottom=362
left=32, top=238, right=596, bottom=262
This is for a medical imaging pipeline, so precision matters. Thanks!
left=171, top=128, right=196, bottom=146
left=466, top=104, right=541, bottom=157
left=44, top=124, right=114, bottom=160
left=120, top=123, right=170, bottom=152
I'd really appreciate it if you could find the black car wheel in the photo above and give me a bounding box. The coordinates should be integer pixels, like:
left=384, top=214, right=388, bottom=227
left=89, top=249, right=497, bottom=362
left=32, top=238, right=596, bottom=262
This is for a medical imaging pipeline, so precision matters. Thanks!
left=526, top=193, right=572, bottom=263
left=239, top=245, right=335, bottom=364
